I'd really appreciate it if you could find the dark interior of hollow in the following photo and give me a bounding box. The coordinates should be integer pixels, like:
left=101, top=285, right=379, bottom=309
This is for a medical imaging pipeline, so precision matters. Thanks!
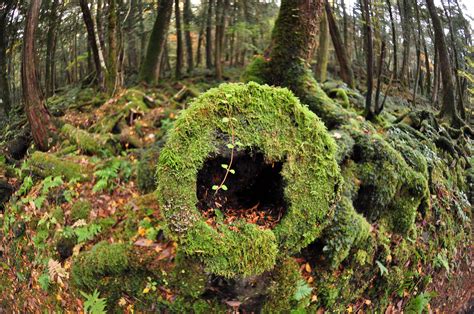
left=196, top=149, right=287, bottom=227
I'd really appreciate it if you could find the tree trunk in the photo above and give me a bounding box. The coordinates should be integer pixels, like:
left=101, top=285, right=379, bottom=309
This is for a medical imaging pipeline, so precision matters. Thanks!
left=362, top=0, right=374, bottom=119
left=140, top=0, right=173, bottom=84
left=22, top=0, right=56, bottom=151
left=175, top=0, right=183, bottom=79
left=325, top=0, right=355, bottom=88
left=0, top=1, right=15, bottom=118
left=386, top=0, right=397, bottom=80
left=214, top=0, right=225, bottom=79
left=183, top=0, right=194, bottom=73
left=426, top=0, right=459, bottom=125
left=375, top=40, right=386, bottom=114
left=106, top=0, right=118, bottom=93
left=79, top=0, right=105, bottom=90
left=315, top=9, right=329, bottom=82
left=205, top=0, right=214, bottom=69
left=45, top=0, right=59, bottom=97
left=398, top=0, right=411, bottom=86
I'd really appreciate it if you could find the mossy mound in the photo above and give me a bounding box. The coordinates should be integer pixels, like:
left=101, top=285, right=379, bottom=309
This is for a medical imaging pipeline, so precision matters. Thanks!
left=157, top=82, right=341, bottom=278
left=29, top=152, right=92, bottom=182
left=70, top=199, right=92, bottom=222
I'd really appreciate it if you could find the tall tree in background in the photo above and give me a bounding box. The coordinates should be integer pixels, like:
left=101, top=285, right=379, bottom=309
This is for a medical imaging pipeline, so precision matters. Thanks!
left=22, top=0, right=56, bottom=151
left=106, top=0, right=118, bottom=92
left=362, top=0, right=374, bottom=119
left=183, top=0, right=194, bottom=73
left=386, top=0, right=398, bottom=81
left=214, top=0, right=224, bottom=79
left=325, top=0, right=355, bottom=88
left=45, top=0, right=60, bottom=97
left=315, top=9, right=329, bottom=82
left=175, top=0, right=184, bottom=79
left=205, top=0, right=214, bottom=69
left=140, top=0, right=173, bottom=84
left=426, top=0, right=460, bottom=125
left=0, top=1, right=16, bottom=118
left=79, top=0, right=105, bottom=90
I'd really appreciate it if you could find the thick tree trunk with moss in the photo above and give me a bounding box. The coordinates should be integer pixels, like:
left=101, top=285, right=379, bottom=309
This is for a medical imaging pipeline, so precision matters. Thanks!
left=325, top=0, right=355, bottom=88
left=426, top=0, right=459, bottom=125
left=315, top=10, right=329, bottom=82
left=22, top=0, right=57, bottom=151
left=140, top=0, right=173, bottom=84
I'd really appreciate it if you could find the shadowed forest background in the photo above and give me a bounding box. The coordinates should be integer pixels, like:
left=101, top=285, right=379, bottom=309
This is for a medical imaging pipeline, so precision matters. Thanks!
left=0, top=0, right=472, bottom=312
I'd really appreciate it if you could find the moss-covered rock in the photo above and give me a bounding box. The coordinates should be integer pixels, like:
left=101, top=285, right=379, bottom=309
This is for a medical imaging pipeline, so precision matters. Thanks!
left=29, top=152, right=92, bottom=182
left=137, top=143, right=162, bottom=193
left=157, top=82, right=341, bottom=278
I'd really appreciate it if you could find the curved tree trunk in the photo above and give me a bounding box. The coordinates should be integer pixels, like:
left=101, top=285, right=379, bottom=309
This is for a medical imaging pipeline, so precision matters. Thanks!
left=325, top=0, right=355, bottom=88
left=140, top=0, right=173, bottom=84
left=22, top=0, right=56, bottom=151
left=426, top=0, right=459, bottom=125
left=79, top=0, right=105, bottom=90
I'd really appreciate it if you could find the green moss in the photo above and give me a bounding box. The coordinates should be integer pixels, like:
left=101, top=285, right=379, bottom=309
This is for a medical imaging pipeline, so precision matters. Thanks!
left=61, top=124, right=117, bottom=156
left=157, top=82, right=341, bottom=277
left=241, top=56, right=269, bottom=84
left=322, top=196, right=371, bottom=268
left=262, top=258, right=303, bottom=313
left=70, top=199, right=92, bottom=222
left=171, top=252, right=207, bottom=298
left=29, top=152, right=92, bottom=182
left=71, top=242, right=151, bottom=305
left=137, top=143, right=161, bottom=193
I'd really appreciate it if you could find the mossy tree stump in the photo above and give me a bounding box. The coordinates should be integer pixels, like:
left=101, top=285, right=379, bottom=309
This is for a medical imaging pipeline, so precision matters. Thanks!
left=156, top=82, right=342, bottom=278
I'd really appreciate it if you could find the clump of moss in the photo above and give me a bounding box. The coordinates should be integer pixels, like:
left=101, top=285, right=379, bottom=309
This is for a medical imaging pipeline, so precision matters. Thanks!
left=171, top=252, right=208, bottom=298
left=322, top=196, right=371, bottom=268
left=71, top=242, right=152, bottom=305
left=61, top=124, right=117, bottom=156
left=157, top=82, right=341, bottom=278
left=70, top=199, right=92, bottom=222
left=29, top=152, right=92, bottom=182
left=351, top=133, right=429, bottom=234
left=137, top=143, right=161, bottom=193
left=262, top=258, right=304, bottom=312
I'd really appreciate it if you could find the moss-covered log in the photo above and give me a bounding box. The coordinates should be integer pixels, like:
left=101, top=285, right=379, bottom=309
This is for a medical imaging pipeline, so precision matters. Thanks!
left=29, top=151, right=92, bottom=181
left=156, top=82, right=341, bottom=278
left=61, top=123, right=118, bottom=155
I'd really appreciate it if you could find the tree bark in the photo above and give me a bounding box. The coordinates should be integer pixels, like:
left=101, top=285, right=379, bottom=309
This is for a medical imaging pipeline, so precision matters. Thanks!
left=45, top=0, right=59, bottom=97
left=106, top=0, right=118, bottom=93
left=386, top=0, right=397, bottom=80
left=22, top=0, right=56, bottom=151
left=175, top=0, right=183, bottom=79
left=315, top=9, right=329, bottom=82
left=140, top=0, right=173, bottom=83
left=183, top=0, right=194, bottom=73
left=0, top=1, right=15, bottom=118
left=205, top=0, right=214, bottom=69
left=79, top=0, right=105, bottom=90
left=325, top=0, right=355, bottom=88
left=362, top=0, right=374, bottom=119
left=214, top=0, right=225, bottom=79
left=426, top=0, right=459, bottom=125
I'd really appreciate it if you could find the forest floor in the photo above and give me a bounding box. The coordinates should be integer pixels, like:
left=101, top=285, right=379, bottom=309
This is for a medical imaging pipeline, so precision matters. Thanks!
left=0, top=70, right=472, bottom=312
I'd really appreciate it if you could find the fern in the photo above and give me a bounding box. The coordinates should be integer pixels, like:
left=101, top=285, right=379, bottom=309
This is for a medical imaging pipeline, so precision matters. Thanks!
left=92, top=159, right=131, bottom=193
left=81, top=289, right=107, bottom=314
left=18, top=176, right=33, bottom=196
left=75, top=223, right=102, bottom=243
left=293, top=279, right=313, bottom=301
left=404, top=292, right=436, bottom=314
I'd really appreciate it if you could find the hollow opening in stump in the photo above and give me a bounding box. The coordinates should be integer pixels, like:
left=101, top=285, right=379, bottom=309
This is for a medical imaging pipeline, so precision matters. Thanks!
left=196, top=150, right=287, bottom=229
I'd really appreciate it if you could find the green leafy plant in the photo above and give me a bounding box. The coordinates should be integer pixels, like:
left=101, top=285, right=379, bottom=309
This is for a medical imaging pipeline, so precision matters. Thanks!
left=80, top=289, right=107, bottom=314
left=93, top=159, right=132, bottom=193
left=404, top=292, right=436, bottom=314
left=375, top=260, right=389, bottom=276
left=293, top=279, right=313, bottom=301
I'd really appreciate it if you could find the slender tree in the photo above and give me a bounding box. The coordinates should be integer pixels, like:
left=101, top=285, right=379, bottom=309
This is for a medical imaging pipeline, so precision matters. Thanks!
left=22, top=0, right=56, bottom=151
left=106, top=0, right=118, bottom=92
left=45, top=0, right=60, bottom=97
left=79, top=0, right=105, bottom=90
left=362, top=0, right=374, bottom=119
left=325, top=0, right=355, bottom=88
left=175, top=0, right=184, bottom=79
left=183, top=0, right=194, bottom=73
left=140, top=0, right=174, bottom=83
left=426, top=0, right=460, bottom=125
left=315, top=9, right=329, bottom=82
left=215, top=0, right=225, bottom=79
left=205, top=0, right=214, bottom=69
left=0, top=1, right=16, bottom=118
